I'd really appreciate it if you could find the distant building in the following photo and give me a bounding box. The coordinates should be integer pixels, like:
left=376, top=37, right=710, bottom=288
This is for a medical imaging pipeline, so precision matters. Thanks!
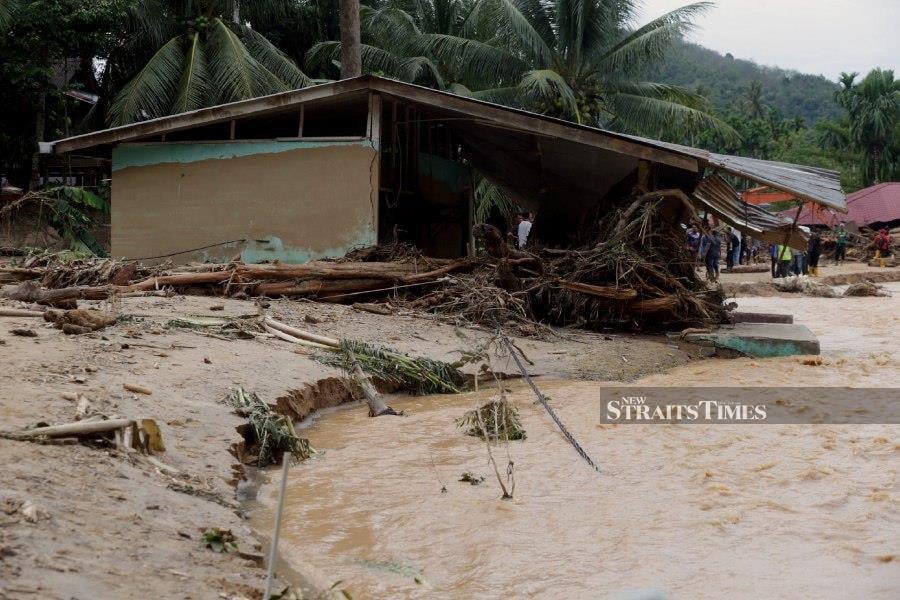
left=777, top=182, right=899, bottom=229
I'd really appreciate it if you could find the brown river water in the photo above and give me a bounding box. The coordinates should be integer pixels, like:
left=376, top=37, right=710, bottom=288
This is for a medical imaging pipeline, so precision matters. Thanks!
left=253, top=285, right=899, bottom=599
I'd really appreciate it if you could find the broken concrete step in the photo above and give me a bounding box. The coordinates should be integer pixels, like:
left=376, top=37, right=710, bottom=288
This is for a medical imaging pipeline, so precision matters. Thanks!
left=683, top=322, right=819, bottom=357
left=728, top=311, right=793, bottom=324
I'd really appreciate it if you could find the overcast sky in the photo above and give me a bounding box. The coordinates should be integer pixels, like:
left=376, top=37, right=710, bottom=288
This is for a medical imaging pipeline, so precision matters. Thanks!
left=637, top=0, right=899, bottom=79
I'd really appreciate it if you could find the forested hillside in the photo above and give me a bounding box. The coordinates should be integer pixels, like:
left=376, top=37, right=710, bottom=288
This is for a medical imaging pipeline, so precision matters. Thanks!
left=656, top=40, right=842, bottom=124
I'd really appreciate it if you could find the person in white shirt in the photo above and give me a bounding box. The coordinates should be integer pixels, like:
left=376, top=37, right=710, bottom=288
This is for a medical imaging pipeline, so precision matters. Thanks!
left=517, top=211, right=532, bottom=249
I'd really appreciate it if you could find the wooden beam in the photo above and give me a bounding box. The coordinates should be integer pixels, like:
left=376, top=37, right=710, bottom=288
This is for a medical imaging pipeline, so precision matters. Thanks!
left=51, top=75, right=700, bottom=173
left=368, top=79, right=700, bottom=173
left=52, top=78, right=371, bottom=153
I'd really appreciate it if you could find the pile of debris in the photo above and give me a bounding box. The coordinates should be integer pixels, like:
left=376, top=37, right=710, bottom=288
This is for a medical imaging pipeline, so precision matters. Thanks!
left=414, top=201, right=724, bottom=331
left=1, top=202, right=725, bottom=333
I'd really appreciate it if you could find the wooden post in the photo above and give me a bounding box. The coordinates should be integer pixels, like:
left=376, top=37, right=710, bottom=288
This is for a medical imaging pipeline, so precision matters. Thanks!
left=369, top=93, right=382, bottom=151
left=297, top=106, right=304, bottom=138
left=263, top=456, right=291, bottom=600
left=637, top=160, right=651, bottom=192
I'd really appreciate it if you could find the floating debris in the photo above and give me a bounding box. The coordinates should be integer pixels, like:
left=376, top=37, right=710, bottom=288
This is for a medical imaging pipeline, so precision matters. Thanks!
left=457, top=399, right=526, bottom=441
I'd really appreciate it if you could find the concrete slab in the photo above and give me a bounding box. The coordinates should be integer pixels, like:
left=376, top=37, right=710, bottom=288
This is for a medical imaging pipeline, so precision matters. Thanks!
left=729, top=311, right=794, bottom=324
left=683, top=322, right=820, bottom=357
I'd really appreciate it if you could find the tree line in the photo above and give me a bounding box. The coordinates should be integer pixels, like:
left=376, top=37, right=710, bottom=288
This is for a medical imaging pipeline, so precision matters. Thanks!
left=0, top=0, right=896, bottom=193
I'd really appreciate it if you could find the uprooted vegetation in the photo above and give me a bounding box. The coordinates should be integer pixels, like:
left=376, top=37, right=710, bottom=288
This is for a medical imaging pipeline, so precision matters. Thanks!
left=227, top=387, right=313, bottom=467
left=313, top=339, right=467, bottom=395
left=457, top=398, right=527, bottom=441
left=1, top=199, right=726, bottom=335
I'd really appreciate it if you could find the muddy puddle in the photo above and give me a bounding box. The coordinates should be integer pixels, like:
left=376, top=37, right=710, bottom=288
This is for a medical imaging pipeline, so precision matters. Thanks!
left=253, top=288, right=899, bottom=599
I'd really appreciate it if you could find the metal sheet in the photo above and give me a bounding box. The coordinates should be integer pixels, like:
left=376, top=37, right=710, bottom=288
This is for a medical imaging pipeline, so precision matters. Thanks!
left=692, top=175, right=809, bottom=249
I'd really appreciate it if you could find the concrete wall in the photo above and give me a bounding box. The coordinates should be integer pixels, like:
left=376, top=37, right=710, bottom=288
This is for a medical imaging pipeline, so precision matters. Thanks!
left=111, top=140, right=378, bottom=263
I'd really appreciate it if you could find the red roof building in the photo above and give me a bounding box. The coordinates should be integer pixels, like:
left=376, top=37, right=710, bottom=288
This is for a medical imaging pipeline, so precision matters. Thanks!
left=777, top=182, right=900, bottom=228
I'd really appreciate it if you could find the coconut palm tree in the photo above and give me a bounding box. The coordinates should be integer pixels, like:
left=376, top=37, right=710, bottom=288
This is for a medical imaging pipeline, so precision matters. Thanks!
left=414, top=0, right=736, bottom=141
left=108, top=0, right=313, bottom=126
left=845, top=68, right=898, bottom=183
left=745, top=79, right=765, bottom=118
left=307, top=0, right=469, bottom=88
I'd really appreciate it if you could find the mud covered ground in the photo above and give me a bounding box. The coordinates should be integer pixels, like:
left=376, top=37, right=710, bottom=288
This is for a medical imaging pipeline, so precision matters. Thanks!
left=0, top=289, right=702, bottom=599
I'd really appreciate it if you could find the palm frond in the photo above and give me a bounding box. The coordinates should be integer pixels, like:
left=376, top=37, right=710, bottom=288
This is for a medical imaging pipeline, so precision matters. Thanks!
left=475, top=175, right=517, bottom=222
left=470, top=86, right=530, bottom=108
left=519, top=69, right=580, bottom=120
left=207, top=18, right=286, bottom=103
left=489, top=0, right=554, bottom=66
left=361, top=4, right=421, bottom=50
left=0, top=0, right=20, bottom=28
left=594, top=2, right=712, bottom=75
left=614, top=81, right=711, bottom=110
left=108, top=35, right=186, bottom=126
left=241, top=25, right=313, bottom=89
left=400, top=56, right=446, bottom=87
left=172, top=32, right=212, bottom=114
left=420, top=33, right=525, bottom=86
left=120, top=0, right=172, bottom=51
left=604, top=92, right=740, bottom=144
left=305, top=40, right=342, bottom=71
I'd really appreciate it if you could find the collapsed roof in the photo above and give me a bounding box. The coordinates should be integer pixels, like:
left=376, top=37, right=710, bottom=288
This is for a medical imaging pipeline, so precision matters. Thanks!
left=47, top=75, right=846, bottom=241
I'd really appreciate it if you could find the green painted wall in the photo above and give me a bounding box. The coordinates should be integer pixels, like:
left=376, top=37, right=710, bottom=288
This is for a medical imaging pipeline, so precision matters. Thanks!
left=113, top=139, right=372, bottom=171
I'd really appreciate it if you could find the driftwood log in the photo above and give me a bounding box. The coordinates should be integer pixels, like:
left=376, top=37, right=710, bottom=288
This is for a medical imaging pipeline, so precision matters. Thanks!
left=0, top=258, right=474, bottom=303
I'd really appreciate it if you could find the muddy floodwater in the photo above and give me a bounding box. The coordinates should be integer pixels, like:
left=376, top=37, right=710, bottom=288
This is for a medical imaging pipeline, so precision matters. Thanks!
left=254, top=285, right=899, bottom=599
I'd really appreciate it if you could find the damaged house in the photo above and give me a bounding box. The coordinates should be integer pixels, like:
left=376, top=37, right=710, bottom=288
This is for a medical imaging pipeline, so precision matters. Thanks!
left=44, top=75, right=845, bottom=264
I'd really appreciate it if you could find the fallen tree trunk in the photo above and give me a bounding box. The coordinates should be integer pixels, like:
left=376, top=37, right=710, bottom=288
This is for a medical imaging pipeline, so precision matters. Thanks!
left=0, top=267, right=44, bottom=281
left=2, top=280, right=116, bottom=304
left=252, top=278, right=387, bottom=297
left=0, top=308, right=44, bottom=318
left=263, top=316, right=339, bottom=347
left=127, top=270, right=234, bottom=291
left=5, top=418, right=135, bottom=439
left=625, top=295, right=680, bottom=314
left=559, top=280, right=638, bottom=300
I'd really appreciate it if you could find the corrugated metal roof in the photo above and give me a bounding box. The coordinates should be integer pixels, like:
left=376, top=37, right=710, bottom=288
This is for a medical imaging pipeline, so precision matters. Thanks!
left=47, top=75, right=846, bottom=211
left=616, top=134, right=845, bottom=211
left=692, top=175, right=809, bottom=248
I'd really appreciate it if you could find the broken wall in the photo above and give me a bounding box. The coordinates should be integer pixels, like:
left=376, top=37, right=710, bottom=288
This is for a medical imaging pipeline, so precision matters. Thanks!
left=110, top=141, right=378, bottom=263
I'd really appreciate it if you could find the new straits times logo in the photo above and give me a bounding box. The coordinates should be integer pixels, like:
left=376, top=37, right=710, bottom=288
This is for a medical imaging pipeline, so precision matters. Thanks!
left=599, top=388, right=900, bottom=424
left=606, top=395, right=767, bottom=423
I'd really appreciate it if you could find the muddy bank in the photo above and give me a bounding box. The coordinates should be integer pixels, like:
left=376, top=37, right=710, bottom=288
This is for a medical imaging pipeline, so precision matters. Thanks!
left=0, top=292, right=699, bottom=598
left=722, top=265, right=900, bottom=297
left=252, top=286, right=900, bottom=599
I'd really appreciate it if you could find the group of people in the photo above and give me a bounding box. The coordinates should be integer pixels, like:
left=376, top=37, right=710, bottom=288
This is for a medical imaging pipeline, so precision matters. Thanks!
left=687, top=224, right=760, bottom=282
left=690, top=219, right=893, bottom=282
